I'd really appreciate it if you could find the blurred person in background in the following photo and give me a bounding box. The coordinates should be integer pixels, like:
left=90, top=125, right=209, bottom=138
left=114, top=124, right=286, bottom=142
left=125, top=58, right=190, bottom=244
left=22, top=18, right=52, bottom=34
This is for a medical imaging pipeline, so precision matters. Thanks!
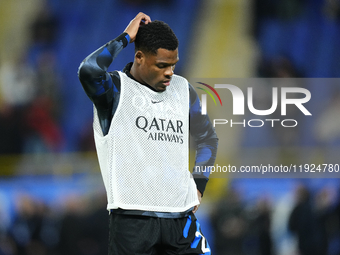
left=0, top=2, right=64, bottom=154
left=0, top=103, right=26, bottom=155
left=78, top=12, right=218, bottom=255
left=58, top=193, right=108, bottom=255
left=246, top=198, right=274, bottom=255
left=27, top=4, right=59, bottom=68
left=24, top=51, right=64, bottom=153
left=0, top=56, right=36, bottom=154
left=210, top=189, right=248, bottom=255
left=8, top=195, right=46, bottom=255
left=58, top=194, right=91, bottom=255
left=0, top=57, right=37, bottom=108
left=21, top=2, right=64, bottom=153
left=287, top=183, right=333, bottom=255
left=288, top=184, right=313, bottom=255
left=313, top=188, right=334, bottom=255
left=210, top=190, right=274, bottom=255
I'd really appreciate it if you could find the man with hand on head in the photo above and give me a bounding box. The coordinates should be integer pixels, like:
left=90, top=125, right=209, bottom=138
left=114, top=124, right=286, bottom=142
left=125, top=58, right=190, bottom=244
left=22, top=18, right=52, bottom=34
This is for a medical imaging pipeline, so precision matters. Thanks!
left=78, top=12, right=218, bottom=255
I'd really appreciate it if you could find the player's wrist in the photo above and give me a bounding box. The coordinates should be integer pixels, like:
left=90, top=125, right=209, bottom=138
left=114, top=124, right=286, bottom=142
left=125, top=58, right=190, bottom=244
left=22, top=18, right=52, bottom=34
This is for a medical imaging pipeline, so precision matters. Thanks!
left=114, top=32, right=130, bottom=48
left=193, top=175, right=208, bottom=197
left=122, top=32, right=131, bottom=45
left=123, top=32, right=131, bottom=44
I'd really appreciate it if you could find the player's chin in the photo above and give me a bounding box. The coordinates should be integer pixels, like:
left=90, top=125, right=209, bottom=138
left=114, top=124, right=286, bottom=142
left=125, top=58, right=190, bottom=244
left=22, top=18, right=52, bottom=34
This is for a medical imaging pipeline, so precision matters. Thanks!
left=156, top=85, right=167, bottom=92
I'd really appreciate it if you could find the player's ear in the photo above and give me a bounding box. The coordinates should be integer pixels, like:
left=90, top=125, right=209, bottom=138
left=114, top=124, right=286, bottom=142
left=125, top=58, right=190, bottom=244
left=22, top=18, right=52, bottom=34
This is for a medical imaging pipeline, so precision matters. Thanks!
left=134, top=50, right=144, bottom=65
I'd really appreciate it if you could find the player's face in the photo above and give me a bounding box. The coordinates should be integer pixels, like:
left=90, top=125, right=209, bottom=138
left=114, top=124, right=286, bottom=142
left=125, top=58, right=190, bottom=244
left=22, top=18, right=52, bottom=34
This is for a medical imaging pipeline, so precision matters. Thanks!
left=138, top=48, right=179, bottom=92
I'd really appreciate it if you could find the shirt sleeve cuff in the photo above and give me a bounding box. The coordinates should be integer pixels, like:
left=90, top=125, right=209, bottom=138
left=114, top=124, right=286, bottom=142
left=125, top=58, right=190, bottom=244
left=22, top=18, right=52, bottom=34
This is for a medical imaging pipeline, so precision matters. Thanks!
left=116, top=32, right=130, bottom=48
left=124, top=33, right=131, bottom=44
left=193, top=175, right=208, bottom=196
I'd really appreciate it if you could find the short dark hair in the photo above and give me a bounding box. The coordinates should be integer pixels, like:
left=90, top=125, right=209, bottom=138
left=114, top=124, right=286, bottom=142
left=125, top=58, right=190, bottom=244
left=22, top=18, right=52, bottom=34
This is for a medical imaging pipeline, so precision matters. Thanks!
left=134, top=20, right=179, bottom=55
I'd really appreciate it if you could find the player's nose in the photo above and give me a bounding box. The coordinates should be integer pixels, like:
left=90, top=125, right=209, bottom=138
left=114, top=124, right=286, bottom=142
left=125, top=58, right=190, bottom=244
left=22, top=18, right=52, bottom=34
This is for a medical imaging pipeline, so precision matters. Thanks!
left=164, top=66, right=174, bottom=77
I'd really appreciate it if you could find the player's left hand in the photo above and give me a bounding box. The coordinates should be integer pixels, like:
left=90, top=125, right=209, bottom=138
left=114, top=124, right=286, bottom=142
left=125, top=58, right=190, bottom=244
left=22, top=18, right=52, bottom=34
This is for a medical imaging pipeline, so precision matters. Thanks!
left=192, top=190, right=202, bottom=213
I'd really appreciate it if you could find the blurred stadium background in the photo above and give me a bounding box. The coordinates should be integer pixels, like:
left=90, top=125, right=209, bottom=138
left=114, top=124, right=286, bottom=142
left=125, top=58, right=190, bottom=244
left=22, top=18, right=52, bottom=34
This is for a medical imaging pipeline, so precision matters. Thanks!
left=1, top=0, right=340, bottom=254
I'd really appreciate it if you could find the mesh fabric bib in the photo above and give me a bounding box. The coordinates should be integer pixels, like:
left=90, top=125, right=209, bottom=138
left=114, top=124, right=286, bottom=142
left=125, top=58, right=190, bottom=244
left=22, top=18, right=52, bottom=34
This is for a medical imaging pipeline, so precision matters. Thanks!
left=93, top=72, right=199, bottom=212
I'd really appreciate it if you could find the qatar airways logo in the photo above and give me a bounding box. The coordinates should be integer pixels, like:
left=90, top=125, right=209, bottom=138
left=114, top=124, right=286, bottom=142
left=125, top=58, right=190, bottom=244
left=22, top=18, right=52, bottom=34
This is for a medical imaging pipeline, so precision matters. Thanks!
left=197, top=83, right=312, bottom=128
left=135, top=116, right=184, bottom=144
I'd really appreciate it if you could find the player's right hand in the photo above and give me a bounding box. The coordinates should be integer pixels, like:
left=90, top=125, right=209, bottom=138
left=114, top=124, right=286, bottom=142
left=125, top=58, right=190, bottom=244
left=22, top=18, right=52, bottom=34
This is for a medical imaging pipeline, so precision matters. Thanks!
left=124, top=12, right=151, bottom=43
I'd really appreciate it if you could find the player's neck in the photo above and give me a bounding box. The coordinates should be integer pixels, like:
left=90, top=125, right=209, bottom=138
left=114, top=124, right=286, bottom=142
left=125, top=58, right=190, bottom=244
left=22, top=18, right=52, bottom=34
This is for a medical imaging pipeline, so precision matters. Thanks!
left=130, top=62, right=145, bottom=85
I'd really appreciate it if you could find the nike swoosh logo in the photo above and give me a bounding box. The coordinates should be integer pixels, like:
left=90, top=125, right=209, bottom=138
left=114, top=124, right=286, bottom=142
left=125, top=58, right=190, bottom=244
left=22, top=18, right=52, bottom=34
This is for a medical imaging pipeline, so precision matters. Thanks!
left=151, top=100, right=164, bottom=104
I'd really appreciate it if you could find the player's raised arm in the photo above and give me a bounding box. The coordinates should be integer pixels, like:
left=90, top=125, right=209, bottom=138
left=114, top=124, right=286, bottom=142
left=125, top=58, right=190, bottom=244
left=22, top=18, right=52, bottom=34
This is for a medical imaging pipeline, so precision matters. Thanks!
left=77, top=33, right=128, bottom=105
left=77, top=12, right=151, bottom=105
left=77, top=13, right=151, bottom=135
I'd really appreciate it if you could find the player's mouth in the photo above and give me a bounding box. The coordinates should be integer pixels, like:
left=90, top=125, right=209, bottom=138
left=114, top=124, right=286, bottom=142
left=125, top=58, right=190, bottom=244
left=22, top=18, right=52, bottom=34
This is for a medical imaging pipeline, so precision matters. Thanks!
left=162, top=80, right=171, bottom=86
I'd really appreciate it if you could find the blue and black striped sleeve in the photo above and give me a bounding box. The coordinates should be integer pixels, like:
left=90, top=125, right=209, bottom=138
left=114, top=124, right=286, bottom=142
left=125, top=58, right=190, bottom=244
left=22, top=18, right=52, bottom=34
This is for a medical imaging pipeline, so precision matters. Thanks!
left=77, top=33, right=130, bottom=135
left=189, top=83, right=218, bottom=196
